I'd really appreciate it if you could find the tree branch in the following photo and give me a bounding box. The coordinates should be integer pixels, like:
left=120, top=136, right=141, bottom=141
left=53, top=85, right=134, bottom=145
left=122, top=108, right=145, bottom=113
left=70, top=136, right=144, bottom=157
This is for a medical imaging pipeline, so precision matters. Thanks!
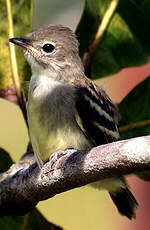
left=6, top=0, right=28, bottom=126
left=0, top=135, right=150, bottom=216
left=119, top=119, right=150, bottom=132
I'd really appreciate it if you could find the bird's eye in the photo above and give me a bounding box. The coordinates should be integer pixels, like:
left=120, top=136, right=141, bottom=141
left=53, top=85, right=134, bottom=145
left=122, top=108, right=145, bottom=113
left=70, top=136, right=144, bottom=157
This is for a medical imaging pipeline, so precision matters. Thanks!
left=42, top=43, right=55, bottom=53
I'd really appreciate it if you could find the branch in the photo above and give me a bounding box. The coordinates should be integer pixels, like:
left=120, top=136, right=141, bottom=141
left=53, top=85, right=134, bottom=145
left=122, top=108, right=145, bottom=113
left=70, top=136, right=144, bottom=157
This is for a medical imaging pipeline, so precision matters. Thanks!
left=0, top=135, right=150, bottom=216
left=6, top=0, right=28, bottom=126
left=119, top=119, right=150, bottom=132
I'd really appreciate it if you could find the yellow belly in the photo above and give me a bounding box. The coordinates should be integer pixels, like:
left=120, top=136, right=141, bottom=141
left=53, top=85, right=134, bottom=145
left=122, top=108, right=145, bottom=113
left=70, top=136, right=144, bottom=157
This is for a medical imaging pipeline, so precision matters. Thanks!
left=27, top=75, right=92, bottom=167
left=29, top=122, right=92, bottom=167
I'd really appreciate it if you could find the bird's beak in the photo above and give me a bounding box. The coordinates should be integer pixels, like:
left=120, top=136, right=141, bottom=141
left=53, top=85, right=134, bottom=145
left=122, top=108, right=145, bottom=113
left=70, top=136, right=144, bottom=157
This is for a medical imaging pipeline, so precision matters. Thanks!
left=9, top=38, right=29, bottom=50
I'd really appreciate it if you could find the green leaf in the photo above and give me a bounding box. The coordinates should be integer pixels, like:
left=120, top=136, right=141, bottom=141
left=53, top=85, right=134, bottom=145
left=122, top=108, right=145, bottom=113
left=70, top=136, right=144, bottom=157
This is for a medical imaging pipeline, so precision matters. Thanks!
left=0, top=148, right=13, bottom=173
left=119, top=76, right=150, bottom=140
left=76, top=0, right=150, bottom=79
left=119, top=76, right=150, bottom=181
left=0, top=209, right=62, bottom=230
left=0, top=0, right=32, bottom=91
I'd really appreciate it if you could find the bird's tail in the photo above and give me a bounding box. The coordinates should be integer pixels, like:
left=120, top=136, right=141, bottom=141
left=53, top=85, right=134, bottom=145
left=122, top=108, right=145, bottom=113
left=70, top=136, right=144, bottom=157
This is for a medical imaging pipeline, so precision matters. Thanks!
left=109, top=186, right=138, bottom=219
left=91, top=177, right=138, bottom=219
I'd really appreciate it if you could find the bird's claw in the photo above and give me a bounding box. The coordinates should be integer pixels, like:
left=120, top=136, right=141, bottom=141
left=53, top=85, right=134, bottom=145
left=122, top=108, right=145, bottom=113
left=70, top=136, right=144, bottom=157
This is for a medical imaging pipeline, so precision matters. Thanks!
left=49, top=149, right=76, bottom=169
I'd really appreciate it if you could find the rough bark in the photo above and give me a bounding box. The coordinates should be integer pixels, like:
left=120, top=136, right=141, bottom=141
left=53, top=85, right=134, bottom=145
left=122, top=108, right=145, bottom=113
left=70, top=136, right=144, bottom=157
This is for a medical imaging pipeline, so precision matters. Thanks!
left=0, top=135, right=150, bottom=216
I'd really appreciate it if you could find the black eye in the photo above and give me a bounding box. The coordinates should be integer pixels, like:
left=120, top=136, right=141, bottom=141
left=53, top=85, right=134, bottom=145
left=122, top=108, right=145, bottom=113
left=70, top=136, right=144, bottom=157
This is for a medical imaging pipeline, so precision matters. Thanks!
left=42, top=43, right=55, bottom=53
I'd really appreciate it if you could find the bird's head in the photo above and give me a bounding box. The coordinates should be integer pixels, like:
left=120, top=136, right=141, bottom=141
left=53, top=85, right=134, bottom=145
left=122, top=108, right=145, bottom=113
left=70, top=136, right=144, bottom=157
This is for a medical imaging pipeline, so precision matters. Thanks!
left=9, top=24, right=83, bottom=78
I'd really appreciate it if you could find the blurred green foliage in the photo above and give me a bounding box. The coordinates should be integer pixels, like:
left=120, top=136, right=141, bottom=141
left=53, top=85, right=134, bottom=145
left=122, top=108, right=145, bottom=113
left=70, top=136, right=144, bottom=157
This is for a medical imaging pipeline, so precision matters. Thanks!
left=0, top=0, right=32, bottom=90
left=0, top=148, right=13, bottom=173
left=119, top=77, right=150, bottom=139
left=0, top=209, right=62, bottom=230
left=76, top=0, right=150, bottom=79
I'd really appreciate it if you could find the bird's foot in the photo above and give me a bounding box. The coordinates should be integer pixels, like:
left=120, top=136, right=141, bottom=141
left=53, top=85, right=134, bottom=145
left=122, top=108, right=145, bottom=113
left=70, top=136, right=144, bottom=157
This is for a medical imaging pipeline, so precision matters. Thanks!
left=49, top=149, right=77, bottom=169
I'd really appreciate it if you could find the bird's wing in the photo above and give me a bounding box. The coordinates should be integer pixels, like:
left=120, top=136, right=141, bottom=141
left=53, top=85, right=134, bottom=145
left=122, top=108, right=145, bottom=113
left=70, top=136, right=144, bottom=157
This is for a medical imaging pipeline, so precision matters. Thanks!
left=74, top=77, right=119, bottom=146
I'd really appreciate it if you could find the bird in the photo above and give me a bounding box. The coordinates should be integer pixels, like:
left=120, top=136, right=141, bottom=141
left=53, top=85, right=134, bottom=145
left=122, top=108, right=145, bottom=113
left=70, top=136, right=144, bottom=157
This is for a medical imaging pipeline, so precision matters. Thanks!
left=9, top=24, right=138, bottom=219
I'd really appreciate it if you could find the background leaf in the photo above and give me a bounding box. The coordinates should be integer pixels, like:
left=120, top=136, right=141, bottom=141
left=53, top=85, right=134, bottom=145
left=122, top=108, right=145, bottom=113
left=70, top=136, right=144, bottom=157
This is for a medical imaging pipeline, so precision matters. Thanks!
left=76, top=0, right=150, bottom=79
left=0, top=209, right=62, bottom=230
left=0, top=0, right=32, bottom=93
left=0, top=148, right=13, bottom=173
left=119, top=76, right=150, bottom=140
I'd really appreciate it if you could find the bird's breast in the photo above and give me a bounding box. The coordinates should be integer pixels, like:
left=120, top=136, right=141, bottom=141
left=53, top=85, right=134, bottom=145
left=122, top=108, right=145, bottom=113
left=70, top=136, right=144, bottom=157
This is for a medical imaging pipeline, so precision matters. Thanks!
left=27, top=75, right=91, bottom=165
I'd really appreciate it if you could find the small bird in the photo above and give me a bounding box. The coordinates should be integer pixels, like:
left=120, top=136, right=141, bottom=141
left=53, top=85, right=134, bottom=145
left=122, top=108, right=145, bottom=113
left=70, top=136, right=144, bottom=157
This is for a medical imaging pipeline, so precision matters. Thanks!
left=9, top=24, right=138, bottom=219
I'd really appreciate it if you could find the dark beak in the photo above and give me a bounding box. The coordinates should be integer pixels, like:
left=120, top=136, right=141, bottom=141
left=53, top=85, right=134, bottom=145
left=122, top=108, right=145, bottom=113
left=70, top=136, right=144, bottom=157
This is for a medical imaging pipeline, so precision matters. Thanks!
left=9, top=38, right=29, bottom=49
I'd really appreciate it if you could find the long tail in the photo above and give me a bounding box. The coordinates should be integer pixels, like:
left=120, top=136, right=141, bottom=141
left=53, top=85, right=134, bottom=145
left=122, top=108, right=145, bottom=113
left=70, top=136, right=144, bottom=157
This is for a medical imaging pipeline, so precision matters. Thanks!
left=109, top=187, right=138, bottom=219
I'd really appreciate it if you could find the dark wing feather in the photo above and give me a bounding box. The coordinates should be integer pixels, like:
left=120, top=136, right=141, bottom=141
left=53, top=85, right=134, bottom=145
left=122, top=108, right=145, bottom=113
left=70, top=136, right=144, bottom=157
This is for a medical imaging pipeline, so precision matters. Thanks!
left=74, top=77, right=119, bottom=146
